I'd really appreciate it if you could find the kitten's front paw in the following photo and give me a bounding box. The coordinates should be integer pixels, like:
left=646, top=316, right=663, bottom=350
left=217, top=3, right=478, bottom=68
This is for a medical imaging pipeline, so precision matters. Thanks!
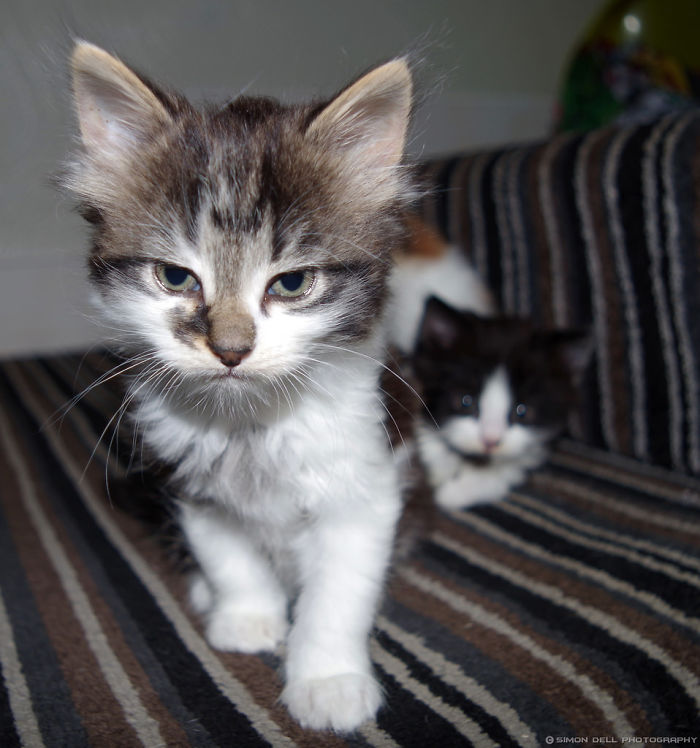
left=435, top=479, right=498, bottom=508
left=189, top=573, right=214, bottom=614
left=206, top=604, right=287, bottom=654
left=435, top=467, right=522, bottom=509
left=282, top=673, right=382, bottom=732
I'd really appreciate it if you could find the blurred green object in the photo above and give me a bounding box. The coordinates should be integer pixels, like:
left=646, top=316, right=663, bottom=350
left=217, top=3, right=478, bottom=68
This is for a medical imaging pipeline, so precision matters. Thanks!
left=557, top=0, right=700, bottom=132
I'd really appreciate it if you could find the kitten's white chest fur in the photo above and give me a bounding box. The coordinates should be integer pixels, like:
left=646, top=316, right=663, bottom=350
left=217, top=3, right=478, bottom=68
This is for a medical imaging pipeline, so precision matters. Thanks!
left=134, top=343, right=403, bottom=731
left=137, top=349, right=397, bottom=529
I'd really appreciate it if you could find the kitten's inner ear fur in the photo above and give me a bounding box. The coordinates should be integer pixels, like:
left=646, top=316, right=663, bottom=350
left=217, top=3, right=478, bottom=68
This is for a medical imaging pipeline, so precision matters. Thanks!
left=71, top=41, right=171, bottom=159
left=307, top=59, right=412, bottom=171
left=418, top=296, right=463, bottom=351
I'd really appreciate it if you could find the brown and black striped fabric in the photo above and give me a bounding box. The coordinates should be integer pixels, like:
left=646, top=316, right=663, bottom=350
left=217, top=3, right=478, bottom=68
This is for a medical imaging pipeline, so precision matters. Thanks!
left=418, top=110, right=700, bottom=476
left=3, top=112, right=700, bottom=746
left=1, top=352, right=699, bottom=746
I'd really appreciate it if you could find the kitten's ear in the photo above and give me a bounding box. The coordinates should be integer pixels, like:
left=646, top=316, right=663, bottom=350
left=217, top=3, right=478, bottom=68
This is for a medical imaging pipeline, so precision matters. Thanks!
left=417, top=296, right=465, bottom=351
left=71, top=41, right=172, bottom=160
left=540, top=329, right=594, bottom=383
left=307, top=58, right=412, bottom=176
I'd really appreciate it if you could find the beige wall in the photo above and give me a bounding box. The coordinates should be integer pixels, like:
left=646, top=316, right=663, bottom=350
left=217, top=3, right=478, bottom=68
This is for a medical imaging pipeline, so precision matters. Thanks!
left=1, top=0, right=601, bottom=356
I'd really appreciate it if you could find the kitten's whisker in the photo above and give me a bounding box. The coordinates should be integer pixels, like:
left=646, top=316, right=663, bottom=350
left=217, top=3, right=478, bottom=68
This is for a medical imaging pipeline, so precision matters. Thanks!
left=266, top=373, right=295, bottom=414
left=312, top=342, right=437, bottom=427
left=83, top=359, right=169, bottom=487
left=112, top=361, right=176, bottom=485
left=292, top=364, right=334, bottom=400
left=376, top=392, right=409, bottom=457
left=376, top=398, right=399, bottom=458
left=298, top=243, right=354, bottom=271
left=303, top=231, right=391, bottom=266
left=276, top=187, right=322, bottom=228
left=47, top=351, right=159, bottom=429
left=281, top=370, right=306, bottom=402
left=378, top=384, right=417, bottom=421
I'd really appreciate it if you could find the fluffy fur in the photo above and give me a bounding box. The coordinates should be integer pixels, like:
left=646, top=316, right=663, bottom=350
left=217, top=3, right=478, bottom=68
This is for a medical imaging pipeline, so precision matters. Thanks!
left=413, top=297, right=590, bottom=507
left=388, top=227, right=589, bottom=507
left=387, top=217, right=495, bottom=352
left=64, top=41, right=416, bottom=732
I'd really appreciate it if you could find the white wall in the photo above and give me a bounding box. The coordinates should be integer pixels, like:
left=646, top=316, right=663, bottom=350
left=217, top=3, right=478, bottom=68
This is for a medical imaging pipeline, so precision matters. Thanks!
left=1, top=0, right=601, bottom=357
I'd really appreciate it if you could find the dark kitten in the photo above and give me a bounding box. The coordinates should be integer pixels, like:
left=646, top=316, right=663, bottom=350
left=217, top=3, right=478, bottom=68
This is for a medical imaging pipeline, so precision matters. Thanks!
left=413, top=296, right=590, bottom=507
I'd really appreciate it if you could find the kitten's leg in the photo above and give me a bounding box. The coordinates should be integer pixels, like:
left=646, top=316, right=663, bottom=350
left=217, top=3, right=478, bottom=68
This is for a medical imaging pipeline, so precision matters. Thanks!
left=435, top=461, right=526, bottom=508
left=181, top=504, right=288, bottom=653
left=281, top=497, right=400, bottom=732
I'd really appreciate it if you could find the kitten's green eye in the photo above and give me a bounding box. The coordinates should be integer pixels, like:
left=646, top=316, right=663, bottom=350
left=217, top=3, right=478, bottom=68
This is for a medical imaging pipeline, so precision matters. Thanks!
left=156, top=264, right=200, bottom=293
left=267, top=270, right=315, bottom=299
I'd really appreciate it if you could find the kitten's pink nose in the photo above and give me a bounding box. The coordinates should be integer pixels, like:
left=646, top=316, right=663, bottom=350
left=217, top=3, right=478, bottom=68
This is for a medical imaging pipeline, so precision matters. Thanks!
left=483, top=436, right=502, bottom=453
left=211, top=346, right=252, bottom=368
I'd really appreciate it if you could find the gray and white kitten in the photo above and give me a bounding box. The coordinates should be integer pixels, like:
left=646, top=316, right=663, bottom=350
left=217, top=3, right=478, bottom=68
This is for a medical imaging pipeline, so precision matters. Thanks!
left=63, top=41, right=415, bottom=732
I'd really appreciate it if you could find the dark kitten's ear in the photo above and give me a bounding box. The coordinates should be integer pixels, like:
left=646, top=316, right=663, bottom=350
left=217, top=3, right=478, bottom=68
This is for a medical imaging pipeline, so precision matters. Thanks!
left=306, top=58, right=412, bottom=201
left=71, top=41, right=172, bottom=162
left=537, top=329, right=594, bottom=383
left=417, top=296, right=467, bottom=351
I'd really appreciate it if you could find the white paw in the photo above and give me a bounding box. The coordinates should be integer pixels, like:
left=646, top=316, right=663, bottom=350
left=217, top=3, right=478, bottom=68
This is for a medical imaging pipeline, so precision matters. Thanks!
left=206, top=604, right=288, bottom=654
left=435, top=479, right=493, bottom=508
left=189, top=573, right=214, bottom=614
left=434, top=469, right=520, bottom=509
left=281, top=673, right=382, bottom=732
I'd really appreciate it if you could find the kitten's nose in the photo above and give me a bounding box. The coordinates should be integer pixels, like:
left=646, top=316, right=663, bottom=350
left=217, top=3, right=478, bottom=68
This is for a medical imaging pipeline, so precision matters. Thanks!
left=207, top=303, right=256, bottom=368
left=483, top=436, right=502, bottom=453
left=211, top=345, right=252, bottom=368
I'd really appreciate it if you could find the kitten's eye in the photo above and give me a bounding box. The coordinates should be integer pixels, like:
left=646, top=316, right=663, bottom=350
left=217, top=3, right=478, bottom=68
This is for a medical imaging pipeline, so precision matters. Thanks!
left=156, top=264, right=200, bottom=293
left=514, top=403, right=529, bottom=420
left=458, top=394, right=477, bottom=415
left=267, top=270, right=315, bottom=299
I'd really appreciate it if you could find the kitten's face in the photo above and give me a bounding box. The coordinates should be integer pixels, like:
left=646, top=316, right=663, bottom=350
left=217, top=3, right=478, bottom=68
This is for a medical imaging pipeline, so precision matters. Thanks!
left=65, top=43, right=413, bottom=398
left=414, top=298, right=588, bottom=462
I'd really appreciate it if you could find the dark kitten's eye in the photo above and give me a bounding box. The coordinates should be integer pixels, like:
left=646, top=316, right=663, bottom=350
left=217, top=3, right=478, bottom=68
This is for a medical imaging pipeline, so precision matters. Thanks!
left=456, top=393, right=478, bottom=416
left=267, top=270, right=315, bottom=299
left=513, top=403, right=532, bottom=423
left=156, top=264, right=201, bottom=293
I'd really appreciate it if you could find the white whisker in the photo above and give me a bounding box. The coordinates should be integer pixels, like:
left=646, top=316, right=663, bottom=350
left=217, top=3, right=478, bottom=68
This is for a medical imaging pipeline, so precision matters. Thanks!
left=312, top=341, right=437, bottom=427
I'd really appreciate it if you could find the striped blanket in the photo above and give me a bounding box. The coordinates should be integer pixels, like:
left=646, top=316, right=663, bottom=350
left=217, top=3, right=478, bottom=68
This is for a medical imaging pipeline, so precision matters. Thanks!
left=418, top=111, right=700, bottom=476
left=1, top=353, right=699, bottom=746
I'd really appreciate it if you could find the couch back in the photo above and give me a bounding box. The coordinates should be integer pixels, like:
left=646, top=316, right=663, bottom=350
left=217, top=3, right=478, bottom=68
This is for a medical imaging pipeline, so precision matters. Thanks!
left=418, top=111, right=700, bottom=475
